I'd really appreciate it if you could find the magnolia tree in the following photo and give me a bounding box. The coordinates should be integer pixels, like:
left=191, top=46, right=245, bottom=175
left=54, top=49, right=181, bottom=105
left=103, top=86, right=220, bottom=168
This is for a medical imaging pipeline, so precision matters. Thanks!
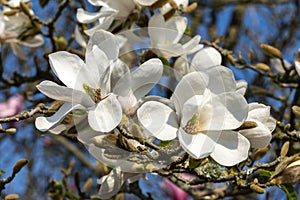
left=0, top=0, right=300, bottom=199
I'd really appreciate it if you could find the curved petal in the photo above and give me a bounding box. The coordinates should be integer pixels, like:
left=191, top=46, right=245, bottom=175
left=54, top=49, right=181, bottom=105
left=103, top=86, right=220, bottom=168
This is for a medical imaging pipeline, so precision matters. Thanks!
left=35, top=103, right=85, bottom=132
left=171, top=71, right=209, bottom=117
left=239, top=120, right=272, bottom=148
left=84, top=15, right=114, bottom=36
left=85, top=45, right=110, bottom=88
left=88, top=94, right=122, bottom=132
left=77, top=125, right=102, bottom=144
left=295, top=61, right=300, bottom=76
left=178, top=128, right=219, bottom=159
left=182, top=35, right=203, bottom=55
left=210, top=131, right=250, bottom=166
left=152, top=43, right=184, bottom=58
left=191, top=47, right=222, bottom=71
left=137, top=101, right=178, bottom=141
left=165, top=16, right=187, bottom=43
left=174, top=55, right=189, bottom=80
left=265, top=117, right=276, bottom=132
left=205, top=66, right=237, bottom=94
left=36, top=81, right=94, bottom=108
left=236, top=80, right=247, bottom=95
left=21, top=35, right=44, bottom=47
left=148, top=14, right=166, bottom=45
left=247, top=103, right=270, bottom=123
left=48, top=51, right=86, bottom=89
left=98, top=167, right=125, bottom=200
left=76, top=8, right=112, bottom=23
left=87, top=30, right=120, bottom=61
left=131, top=58, right=163, bottom=100
left=135, top=0, right=158, bottom=6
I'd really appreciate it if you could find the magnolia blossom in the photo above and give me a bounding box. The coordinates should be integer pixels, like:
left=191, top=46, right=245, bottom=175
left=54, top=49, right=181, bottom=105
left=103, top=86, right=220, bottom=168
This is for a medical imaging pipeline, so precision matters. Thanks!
left=138, top=66, right=251, bottom=166
left=0, top=10, right=43, bottom=59
left=0, top=94, right=24, bottom=118
left=239, top=103, right=276, bottom=149
left=35, top=30, right=123, bottom=133
left=148, top=13, right=202, bottom=59
left=97, top=166, right=145, bottom=199
left=36, top=27, right=163, bottom=134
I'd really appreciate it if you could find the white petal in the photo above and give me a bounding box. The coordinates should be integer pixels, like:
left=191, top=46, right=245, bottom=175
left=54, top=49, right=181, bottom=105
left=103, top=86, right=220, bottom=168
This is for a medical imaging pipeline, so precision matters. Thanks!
left=165, top=16, right=187, bottom=43
left=265, top=117, right=276, bottom=132
left=295, top=61, right=300, bottom=76
left=247, top=103, right=270, bottom=123
left=75, top=26, right=87, bottom=47
left=171, top=72, right=209, bottom=117
left=85, top=45, right=110, bottom=88
left=236, top=80, right=247, bottom=95
left=88, top=94, right=122, bottom=132
left=205, top=66, right=237, bottom=94
left=148, top=14, right=166, bottom=45
left=135, top=0, right=158, bottom=6
left=76, top=8, right=115, bottom=23
left=137, top=101, right=178, bottom=140
left=239, top=120, right=272, bottom=148
left=48, top=51, right=86, bottom=89
left=152, top=43, right=185, bottom=58
left=210, top=131, right=250, bottom=166
left=131, top=58, right=163, bottom=100
left=36, top=81, right=94, bottom=107
left=87, top=30, right=120, bottom=61
left=98, top=167, right=124, bottom=199
left=270, top=58, right=292, bottom=74
left=77, top=125, right=101, bottom=144
left=191, top=47, right=221, bottom=71
left=20, top=35, right=44, bottom=47
left=84, top=15, right=114, bottom=36
left=174, top=55, right=190, bottom=80
left=182, top=35, right=203, bottom=55
left=35, top=103, right=84, bottom=132
left=178, top=128, right=219, bottom=159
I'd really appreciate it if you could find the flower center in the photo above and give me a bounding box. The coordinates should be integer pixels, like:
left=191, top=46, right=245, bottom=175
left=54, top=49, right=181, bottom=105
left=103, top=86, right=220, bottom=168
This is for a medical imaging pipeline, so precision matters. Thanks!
left=82, top=83, right=109, bottom=103
left=183, top=113, right=205, bottom=135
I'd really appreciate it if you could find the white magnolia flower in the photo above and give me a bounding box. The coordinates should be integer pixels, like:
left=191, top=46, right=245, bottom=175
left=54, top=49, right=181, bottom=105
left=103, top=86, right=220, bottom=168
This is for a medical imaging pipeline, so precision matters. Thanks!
left=0, top=8, right=43, bottom=59
left=35, top=30, right=123, bottom=133
left=138, top=66, right=251, bottom=166
left=270, top=58, right=292, bottom=74
left=97, top=166, right=145, bottom=199
left=148, top=13, right=202, bottom=59
left=239, top=103, right=276, bottom=148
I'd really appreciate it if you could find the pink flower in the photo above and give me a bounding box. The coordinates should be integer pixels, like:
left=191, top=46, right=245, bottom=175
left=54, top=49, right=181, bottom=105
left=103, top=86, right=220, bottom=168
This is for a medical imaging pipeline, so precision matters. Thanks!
left=160, top=178, right=190, bottom=200
left=0, top=94, right=24, bottom=118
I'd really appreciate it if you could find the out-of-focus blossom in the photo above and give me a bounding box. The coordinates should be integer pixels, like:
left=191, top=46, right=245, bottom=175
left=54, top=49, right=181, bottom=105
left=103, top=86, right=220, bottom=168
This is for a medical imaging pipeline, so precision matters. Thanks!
left=160, top=178, right=190, bottom=200
left=148, top=13, right=202, bottom=59
left=0, top=1, right=44, bottom=59
left=293, top=49, right=300, bottom=76
left=0, top=94, right=24, bottom=118
left=138, top=66, right=251, bottom=166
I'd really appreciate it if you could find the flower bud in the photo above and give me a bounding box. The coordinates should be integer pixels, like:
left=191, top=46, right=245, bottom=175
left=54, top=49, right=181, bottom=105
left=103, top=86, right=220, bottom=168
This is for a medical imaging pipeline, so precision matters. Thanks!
left=250, top=184, right=265, bottom=194
left=260, top=44, right=282, bottom=59
left=280, top=141, right=290, bottom=157
left=13, top=159, right=28, bottom=174
left=83, top=178, right=93, bottom=193
left=254, top=63, right=270, bottom=71
left=4, top=194, right=19, bottom=200
left=292, top=105, right=300, bottom=117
